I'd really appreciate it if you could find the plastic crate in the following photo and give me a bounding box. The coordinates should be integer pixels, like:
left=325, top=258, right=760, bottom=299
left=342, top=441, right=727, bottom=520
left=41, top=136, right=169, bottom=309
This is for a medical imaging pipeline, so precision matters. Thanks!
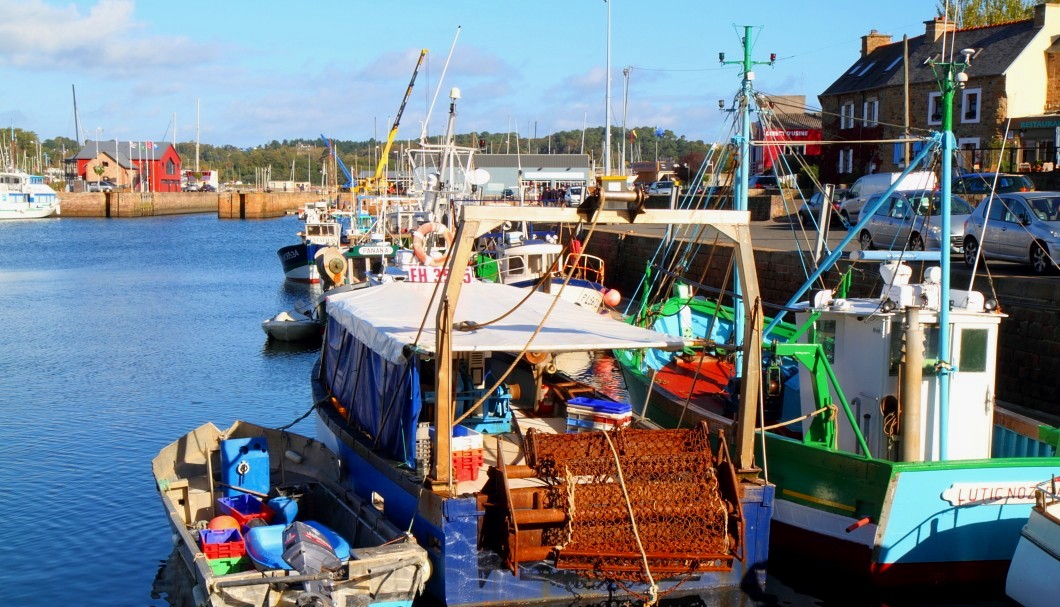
left=217, top=494, right=273, bottom=528
left=452, top=448, right=483, bottom=482
left=199, top=528, right=246, bottom=559
left=567, top=396, right=632, bottom=415
left=429, top=425, right=483, bottom=452
left=207, top=555, right=250, bottom=576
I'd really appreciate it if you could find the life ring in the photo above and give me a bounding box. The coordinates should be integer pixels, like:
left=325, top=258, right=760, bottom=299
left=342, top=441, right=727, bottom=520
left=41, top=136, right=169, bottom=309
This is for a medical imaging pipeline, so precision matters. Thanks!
left=412, top=222, right=453, bottom=266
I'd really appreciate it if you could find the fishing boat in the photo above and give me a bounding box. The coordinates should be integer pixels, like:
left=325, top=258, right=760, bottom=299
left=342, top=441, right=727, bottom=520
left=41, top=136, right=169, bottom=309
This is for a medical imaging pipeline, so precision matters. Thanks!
left=475, top=224, right=617, bottom=312
left=1006, top=476, right=1060, bottom=606
left=277, top=203, right=346, bottom=284
left=615, top=26, right=1060, bottom=589
left=151, top=420, right=430, bottom=607
left=311, top=199, right=776, bottom=605
left=0, top=169, right=60, bottom=219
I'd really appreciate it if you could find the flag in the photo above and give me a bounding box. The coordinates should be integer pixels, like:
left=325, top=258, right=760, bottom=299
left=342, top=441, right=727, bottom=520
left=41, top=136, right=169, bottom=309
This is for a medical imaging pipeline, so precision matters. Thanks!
left=654, top=127, right=663, bottom=137
left=629, top=130, right=637, bottom=142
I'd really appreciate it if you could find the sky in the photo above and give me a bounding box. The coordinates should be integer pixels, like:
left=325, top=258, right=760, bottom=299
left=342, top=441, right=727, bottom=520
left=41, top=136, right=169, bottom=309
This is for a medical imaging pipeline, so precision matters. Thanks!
left=0, top=0, right=956, bottom=149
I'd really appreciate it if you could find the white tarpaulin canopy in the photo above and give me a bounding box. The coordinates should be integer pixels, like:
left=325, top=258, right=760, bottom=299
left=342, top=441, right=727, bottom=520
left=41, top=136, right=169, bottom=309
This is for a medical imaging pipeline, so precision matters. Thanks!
left=325, top=281, right=687, bottom=364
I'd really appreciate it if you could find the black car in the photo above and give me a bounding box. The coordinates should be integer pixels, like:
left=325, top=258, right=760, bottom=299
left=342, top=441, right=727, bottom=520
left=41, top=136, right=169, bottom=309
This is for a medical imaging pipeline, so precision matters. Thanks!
left=953, top=172, right=1034, bottom=195
left=747, top=174, right=779, bottom=190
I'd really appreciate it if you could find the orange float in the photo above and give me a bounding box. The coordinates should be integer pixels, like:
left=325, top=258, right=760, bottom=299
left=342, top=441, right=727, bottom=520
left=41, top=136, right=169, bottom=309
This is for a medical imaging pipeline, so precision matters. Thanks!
left=411, top=222, right=454, bottom=267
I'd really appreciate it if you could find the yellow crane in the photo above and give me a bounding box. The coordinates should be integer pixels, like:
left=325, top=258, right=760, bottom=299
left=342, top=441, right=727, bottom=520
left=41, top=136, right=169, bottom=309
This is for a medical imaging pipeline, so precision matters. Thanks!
left=363, top=49, right=427, bottom=194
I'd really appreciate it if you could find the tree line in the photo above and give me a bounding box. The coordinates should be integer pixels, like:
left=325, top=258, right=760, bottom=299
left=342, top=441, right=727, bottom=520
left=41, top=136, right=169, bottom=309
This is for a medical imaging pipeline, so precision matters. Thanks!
left=6, top=126, right=711, bottom=187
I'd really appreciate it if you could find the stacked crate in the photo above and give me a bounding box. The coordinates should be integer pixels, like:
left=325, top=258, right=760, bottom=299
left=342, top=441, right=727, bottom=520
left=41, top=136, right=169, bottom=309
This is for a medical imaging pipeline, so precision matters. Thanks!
left=199, top=527, right=249, bottom=575
left=565, top=397, right=633, bottom=433
left=431, top=425, right=484, bottom=482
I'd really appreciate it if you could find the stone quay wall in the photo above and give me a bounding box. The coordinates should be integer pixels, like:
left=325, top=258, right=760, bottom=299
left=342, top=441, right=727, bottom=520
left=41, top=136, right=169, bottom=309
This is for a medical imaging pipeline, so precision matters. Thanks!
left=57, top=191, right=337, bottom=219
left=586, top=230, right=1060, bottom=418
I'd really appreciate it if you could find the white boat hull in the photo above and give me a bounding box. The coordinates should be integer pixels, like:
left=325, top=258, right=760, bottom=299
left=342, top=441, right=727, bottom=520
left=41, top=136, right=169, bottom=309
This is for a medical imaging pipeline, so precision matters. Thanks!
left=0, top=203, right=59, bottom=220
left=1006, top=507, right=1060, bottom=606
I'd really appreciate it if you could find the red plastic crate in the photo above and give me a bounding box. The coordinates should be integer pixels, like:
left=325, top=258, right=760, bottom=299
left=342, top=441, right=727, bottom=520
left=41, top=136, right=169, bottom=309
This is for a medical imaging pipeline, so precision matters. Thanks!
left=216, top=494, right=273, bottom=528
left=199, top=528, right=246, bottom=559
left=452, top=448, right=484, bottom=482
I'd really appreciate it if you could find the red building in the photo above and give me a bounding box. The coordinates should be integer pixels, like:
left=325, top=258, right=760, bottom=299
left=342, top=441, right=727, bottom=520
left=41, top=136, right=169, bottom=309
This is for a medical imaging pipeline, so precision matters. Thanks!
left=67, top=140, right=183, bottom=192
left=753, top=98, right=823, bottom=174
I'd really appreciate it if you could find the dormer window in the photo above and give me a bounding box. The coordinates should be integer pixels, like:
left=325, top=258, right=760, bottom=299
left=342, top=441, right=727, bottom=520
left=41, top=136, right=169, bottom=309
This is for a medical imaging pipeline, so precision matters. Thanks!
left=928, top=92, right=943, bottom=125
left=961, top=88, right=981, bottom=123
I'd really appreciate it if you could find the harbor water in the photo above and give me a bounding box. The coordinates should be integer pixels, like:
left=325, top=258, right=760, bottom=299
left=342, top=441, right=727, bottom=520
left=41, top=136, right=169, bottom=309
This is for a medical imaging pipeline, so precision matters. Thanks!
left=0, top=214, right=1012, bottom=606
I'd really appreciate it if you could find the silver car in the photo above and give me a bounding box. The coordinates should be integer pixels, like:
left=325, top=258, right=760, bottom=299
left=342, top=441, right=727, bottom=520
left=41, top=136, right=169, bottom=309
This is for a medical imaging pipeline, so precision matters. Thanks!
left=963, top=192, right=1060, bottom=274
left=858, top=190, right=973, bottom=253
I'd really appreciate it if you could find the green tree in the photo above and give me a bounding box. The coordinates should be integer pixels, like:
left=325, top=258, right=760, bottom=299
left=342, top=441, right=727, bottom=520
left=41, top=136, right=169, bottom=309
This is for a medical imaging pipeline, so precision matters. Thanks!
left=936, top=0, right=1034, bottom=28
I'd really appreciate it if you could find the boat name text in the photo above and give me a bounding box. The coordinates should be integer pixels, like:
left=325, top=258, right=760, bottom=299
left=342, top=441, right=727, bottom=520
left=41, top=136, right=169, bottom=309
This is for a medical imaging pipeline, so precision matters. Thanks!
left=941, top=481, right=1041, bottom=506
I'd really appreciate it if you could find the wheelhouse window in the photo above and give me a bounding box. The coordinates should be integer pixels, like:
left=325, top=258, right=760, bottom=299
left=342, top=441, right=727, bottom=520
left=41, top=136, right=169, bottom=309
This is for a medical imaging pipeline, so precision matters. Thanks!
left=928, top=92, right=943, bottom=125
left=961, top=88, right=981, bottom=123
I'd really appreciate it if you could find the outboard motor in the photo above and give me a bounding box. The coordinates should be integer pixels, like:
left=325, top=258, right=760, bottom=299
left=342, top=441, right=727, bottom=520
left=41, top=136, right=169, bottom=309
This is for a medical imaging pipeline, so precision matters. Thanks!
left=281, top=521, right=342, bottom=607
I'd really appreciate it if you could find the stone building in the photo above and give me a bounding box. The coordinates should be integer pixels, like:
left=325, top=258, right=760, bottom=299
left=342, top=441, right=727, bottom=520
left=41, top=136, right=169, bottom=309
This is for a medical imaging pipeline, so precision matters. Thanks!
left=818, top=2, right=1060, bottom=185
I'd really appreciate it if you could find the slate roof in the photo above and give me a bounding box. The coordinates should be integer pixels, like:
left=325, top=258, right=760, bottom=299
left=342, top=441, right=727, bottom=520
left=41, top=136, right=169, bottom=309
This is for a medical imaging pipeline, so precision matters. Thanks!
left=72, top=140, right=176, bottom=167
left=823, top=18, right=1039, bottom=96
left=475, top=153, right=590, bottom=169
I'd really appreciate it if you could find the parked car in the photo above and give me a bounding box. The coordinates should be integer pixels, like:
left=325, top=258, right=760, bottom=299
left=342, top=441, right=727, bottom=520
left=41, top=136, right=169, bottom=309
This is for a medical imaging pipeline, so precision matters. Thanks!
left=963, top=191, right=1060, bottom=274
left=564, top=185, right=585, bottom=206
left=797, top=189, right=846, bottom=227
left=747, top=174, right=780, bottom=190
left=839, top=170, right=937, bottom=224
left=199, top=184, right=216, bottom=192
left=87, top=179, right=116, bottom=192
left=501, top=188, right=516, bottom=200
left=953, top=172, right=1034, bottom=195
left=647, top=181, right=676, bottom=196
left=857, top=190, right=973, bottom=253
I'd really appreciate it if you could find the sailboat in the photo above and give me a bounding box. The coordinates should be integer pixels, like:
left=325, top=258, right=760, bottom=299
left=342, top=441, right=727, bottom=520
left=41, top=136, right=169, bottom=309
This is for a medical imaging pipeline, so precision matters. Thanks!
left=615, top=26, right=1060, bottom=588
left=310, top=189, right=777, bottom=605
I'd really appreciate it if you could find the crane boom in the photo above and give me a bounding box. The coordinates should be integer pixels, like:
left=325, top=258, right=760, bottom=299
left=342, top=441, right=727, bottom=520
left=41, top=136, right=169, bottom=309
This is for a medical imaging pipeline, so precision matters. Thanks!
left=370, top=49, right=428, bottom=190
left=319, top=134, right=354, bottom=190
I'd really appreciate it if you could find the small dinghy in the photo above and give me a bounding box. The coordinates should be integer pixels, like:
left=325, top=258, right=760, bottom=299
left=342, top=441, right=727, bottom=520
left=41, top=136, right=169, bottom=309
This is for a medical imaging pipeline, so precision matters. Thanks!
left=261, top=308, right=323, bottom=342
left=152, top=420, right=430, bottom=607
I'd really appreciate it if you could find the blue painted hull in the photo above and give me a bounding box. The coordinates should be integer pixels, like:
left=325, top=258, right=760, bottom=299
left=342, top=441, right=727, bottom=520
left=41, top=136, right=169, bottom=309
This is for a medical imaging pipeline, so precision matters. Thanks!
left=277, top=243, right=319, bottom=284
left=314, top=398, right=774, bottom=606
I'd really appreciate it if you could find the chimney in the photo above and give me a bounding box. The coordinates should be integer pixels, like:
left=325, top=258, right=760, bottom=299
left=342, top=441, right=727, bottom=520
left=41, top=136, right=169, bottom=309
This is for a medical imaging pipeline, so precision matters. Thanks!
left=861, top=30, right=893, bottom=57
left=924, top=17, right=957, bottom=42
left=1035, top=2, right=1060, bottom=28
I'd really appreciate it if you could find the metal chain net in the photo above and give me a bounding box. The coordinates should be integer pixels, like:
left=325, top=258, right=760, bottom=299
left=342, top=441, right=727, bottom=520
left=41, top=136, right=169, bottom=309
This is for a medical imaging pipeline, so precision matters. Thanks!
left=523, top=425, right=733, bottom=582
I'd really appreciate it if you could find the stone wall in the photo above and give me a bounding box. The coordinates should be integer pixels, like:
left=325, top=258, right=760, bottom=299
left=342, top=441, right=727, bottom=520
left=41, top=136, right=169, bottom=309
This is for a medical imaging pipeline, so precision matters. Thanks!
left=586, top=230, right=1060, bottom=418
left=58, top=190, right=328, bottom=218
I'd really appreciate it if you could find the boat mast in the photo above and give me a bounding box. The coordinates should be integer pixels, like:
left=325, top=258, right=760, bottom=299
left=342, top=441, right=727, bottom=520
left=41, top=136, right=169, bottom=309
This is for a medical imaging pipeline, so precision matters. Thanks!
left=721, top=27, right=773, bottom=370
left=929, top=45, right=974, bottom=460
left=72, top=85, right=82, bottom=147
left=604, top=0, right=612, bottom=175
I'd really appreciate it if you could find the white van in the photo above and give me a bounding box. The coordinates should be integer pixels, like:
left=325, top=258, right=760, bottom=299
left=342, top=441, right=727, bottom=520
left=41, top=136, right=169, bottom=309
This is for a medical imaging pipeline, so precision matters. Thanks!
left=839, top=171, right=937, bottom=224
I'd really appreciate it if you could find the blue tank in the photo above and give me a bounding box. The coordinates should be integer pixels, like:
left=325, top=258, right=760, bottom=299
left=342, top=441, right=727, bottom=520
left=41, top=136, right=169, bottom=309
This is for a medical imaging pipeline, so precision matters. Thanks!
left=219, top=436, right=270, bottom=497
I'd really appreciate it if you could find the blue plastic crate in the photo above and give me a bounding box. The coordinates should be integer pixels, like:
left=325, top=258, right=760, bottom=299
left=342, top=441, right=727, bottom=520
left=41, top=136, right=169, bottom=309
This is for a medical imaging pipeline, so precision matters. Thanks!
left=567, top=397, right=631, bottom=415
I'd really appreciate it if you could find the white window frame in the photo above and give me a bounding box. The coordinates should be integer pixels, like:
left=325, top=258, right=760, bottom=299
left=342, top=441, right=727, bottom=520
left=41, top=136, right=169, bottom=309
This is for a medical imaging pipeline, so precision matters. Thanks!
left=957, top=137, right=981, bottom=171
left=838, top=148, right=854, bottom=174
left=928, top=92, right=943, bottom=125
left=961, top=88, right=982, bottom=124
left=863, top=99, right=879, bottom=127
left=840, top=102, right=855, bottom=129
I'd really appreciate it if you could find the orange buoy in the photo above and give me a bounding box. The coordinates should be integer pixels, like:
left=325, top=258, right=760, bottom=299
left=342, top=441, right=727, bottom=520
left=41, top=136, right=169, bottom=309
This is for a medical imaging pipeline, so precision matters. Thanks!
left=602, top=288, right=622, bottom=308
left=208, top=515, right=240, bottom=530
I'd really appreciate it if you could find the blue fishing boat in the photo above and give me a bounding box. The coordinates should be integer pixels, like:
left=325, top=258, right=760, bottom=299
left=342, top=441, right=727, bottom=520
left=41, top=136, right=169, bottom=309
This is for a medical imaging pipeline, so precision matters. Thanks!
left=312, top=201, right=776, bottom=605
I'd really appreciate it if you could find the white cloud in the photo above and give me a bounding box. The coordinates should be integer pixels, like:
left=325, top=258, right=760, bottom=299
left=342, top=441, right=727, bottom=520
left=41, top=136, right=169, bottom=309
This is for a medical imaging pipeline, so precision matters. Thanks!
left=0, top=0, right=217, bottom=75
